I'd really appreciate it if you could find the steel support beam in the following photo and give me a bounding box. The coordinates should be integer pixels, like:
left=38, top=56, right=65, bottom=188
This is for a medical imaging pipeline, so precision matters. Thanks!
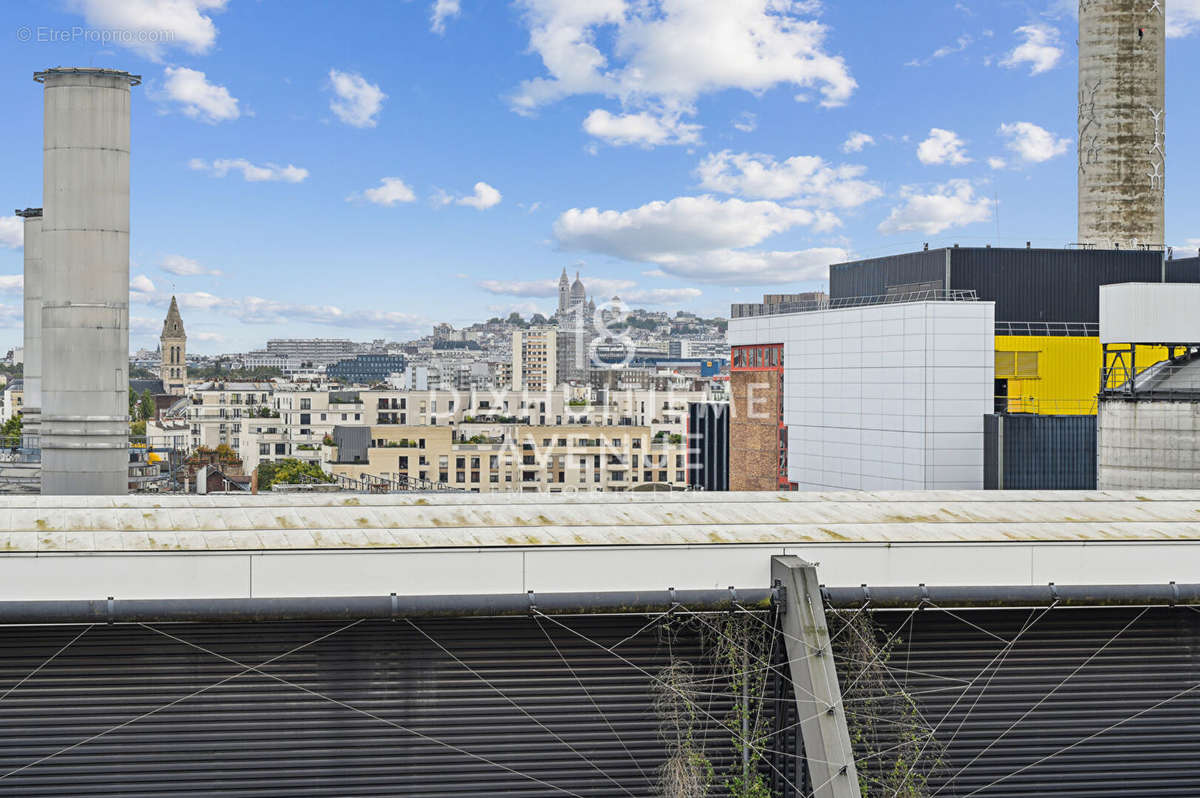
left=772, top=555, right=861, bottom=798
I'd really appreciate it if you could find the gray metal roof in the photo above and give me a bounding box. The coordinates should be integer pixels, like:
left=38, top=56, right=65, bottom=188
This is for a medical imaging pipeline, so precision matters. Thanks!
left=0, top=490, right=1199, bottom=552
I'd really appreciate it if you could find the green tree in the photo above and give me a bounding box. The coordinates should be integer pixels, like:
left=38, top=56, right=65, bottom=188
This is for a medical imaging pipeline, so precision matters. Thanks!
left=140, top=389, right=155, bottom=421
left=1, top=414, right=22, bottom=439
left=257, top=458, right=333, bottom=489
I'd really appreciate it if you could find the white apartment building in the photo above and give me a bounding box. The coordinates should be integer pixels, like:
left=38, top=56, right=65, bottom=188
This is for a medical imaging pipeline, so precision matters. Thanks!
left=512, top=326, right=557, bottom=391
left=154, top=382, right=717, bottom=483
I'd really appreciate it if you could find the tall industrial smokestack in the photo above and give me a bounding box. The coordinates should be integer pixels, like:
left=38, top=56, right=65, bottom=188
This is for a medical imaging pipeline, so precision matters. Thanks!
left=15, top=207, right=42, bottom=448
left=35, top=67, right=140, bottom=495
left=1077, top=0, right=1165, bottom=249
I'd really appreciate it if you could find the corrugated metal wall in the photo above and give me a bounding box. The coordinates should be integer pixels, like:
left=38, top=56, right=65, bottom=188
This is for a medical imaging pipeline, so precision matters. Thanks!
left=1165, top=256, right=1200, bottom=283
left=0, top=617, right=766, bottom=797
left=829, top=249, right=946, bottom=299
left=829, top=248, right=1167, bottom=324
left=948, top=248, right=1163, bottom=324
left=871, top=606, right=1200, bottom=797
left=983, top=413, right=1097, bottom=488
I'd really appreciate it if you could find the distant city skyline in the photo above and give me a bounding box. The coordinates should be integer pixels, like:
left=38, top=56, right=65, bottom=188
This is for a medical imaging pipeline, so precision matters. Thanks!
left=1, top=0, right=1199, bottom=354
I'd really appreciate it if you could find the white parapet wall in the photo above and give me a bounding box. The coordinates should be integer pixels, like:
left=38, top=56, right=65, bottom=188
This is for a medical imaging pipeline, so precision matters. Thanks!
left=731, top=300, right=995, bottom=490
left=0, top=492, right=1197, bottom=601
left=1100, top=282, right=1200, bottom=344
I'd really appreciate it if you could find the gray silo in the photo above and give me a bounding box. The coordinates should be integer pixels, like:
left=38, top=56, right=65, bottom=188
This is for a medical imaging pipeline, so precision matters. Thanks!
left=1077, top=0, right=1166, bottom=249
left=15, top=208, right=42, bottom=447
left=35, top=68, right=140, bottom=495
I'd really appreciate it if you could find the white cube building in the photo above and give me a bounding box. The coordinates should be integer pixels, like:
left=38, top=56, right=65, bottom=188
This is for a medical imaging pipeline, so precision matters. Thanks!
left=730, top=299, right=994, bottom=491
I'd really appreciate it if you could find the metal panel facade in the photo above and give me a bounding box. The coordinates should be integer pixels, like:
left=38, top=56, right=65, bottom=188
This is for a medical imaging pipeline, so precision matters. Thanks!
left=1165, top=256, right=1200, bottom=284
left=1100, top=283, right=1200, bottom=344
left=831, top=248, right=1168, bottom=325
left=948, top=248, right=1163, bottom=324
left=983, top=413, right=1097, bottom=489
left=828, top=249, right=945, bottom=300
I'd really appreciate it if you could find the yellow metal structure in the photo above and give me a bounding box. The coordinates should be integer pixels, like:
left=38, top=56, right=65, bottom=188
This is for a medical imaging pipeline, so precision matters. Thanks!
left=994, top=336, right=1168, bottom=415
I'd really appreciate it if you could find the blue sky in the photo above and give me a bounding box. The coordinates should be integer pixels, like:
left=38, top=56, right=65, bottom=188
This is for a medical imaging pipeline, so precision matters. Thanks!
left=1, top=0, right=1198, bottom=353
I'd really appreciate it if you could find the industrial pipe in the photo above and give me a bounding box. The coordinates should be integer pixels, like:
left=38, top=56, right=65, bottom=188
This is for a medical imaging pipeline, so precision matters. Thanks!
left=820, top=582, right=1200, bottom=610
left=0, top=584, right=1197, bottom=624
left=0, top=589, right=777, bottom=625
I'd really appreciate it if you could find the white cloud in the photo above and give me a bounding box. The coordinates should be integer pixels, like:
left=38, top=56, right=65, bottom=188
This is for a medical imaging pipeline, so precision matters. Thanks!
left=988, top=156, right=1007, bottom=170
left=479, top=277, right=637, bottom=298
left=998, top=121, right=1069, bottom=163
left=697, top=150, right=883, bottom=211
left=553, top=194, right=842, bottom=285
left=67, top=0, right=227, bottom=60
left=733, top=112, right=757, bottom=133
left=478, top=279, right=561, bottom=298
left=192, top=331, right=227, bottom=343
left=1000, top=24, right=1063, bottom=75
left=135, top=290, right=425, bottom=332
left=328, top=69, right=386, bottom=128
left=161, top=67, right=240, bottom=123
left=189, top=157, right=309, bottom=183
left=0, top=217, right=22, bottom=249
left=431, top=0, right=461, bottom=34
left=1168, top=1, right=1200, bottom=37
left=509, top=0, right=856, bottom=148
left=583, top=109, right=702, bottom=147
left=160, top=254, right=223, bottom=277
left=907, top=33, right=973, bottom=67
left=478, top=277, right=698, bottom=305
left=457, top=182, right=503, bottom=210
left=622, top=287, right=703, bottom=304
left=878, top=179, right=992, bottom=235
left=0, top=275, right=24, bottom=294
left=131, top=275, right=157, bottom=293
left=555, top=195, right=820, bottom=262
left=650, top=248, right=847, bottom=286
left=917, top=128, right=971, bottom=166
left=841, top=131, right=875, bottom=153
left=359, top=177, right=417, bottom=206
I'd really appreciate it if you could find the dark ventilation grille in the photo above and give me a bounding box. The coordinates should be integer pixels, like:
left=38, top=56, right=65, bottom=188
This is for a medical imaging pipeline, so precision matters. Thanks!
left=867, top=606, right=1200, bottom=797
left=0, top=617, right=756, bottom=797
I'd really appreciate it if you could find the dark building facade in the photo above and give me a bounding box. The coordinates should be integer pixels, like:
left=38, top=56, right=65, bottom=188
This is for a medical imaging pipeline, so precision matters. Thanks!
left=984, top=413, right=1097, bottom=489
left=829, top=246, right=1164, bottom=324
left=687, top=402, right=729, bottom=491
left=326, top=355, right=407, bottom=386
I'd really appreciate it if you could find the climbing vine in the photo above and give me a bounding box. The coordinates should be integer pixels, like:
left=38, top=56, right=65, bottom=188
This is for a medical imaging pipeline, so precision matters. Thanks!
left=828, top=609, right=944, bottom=798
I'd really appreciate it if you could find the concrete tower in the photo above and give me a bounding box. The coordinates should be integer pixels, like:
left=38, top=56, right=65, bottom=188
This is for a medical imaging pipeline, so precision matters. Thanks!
left=557, top=268, right=570, bottom=316
left=1077, top=0, right=1166, bottom=249
left=160, top=296, right=187, bottom=396
left=15, top=208, right=42, bottom=447
left=36, top=67, right=141, bottom=495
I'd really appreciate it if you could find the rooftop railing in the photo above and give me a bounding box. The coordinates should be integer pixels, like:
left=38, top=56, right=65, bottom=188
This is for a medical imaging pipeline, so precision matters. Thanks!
left=731, top=289, right=978, bottom=318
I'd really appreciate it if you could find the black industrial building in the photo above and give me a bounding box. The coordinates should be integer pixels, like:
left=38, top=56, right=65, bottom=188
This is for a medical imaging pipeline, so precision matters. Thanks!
left=687, top=402, right=729, bottom=491
left=1166, top=254, right=1200, bottom=283
left=829, top=245, right=1167, bottom=324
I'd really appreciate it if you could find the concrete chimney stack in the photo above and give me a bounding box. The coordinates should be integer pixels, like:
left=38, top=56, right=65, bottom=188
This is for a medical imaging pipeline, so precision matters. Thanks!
left=15, top=208, right=42, bottom=448
left=1077, top=0, right=1166, bottom=249
left=35, top=67, right=140, bottom=495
